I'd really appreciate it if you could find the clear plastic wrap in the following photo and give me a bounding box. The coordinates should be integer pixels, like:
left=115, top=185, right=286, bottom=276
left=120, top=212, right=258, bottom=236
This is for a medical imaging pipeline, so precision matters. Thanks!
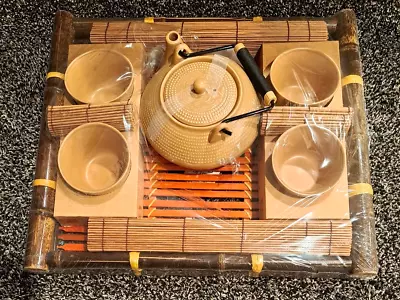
left=25, top=10, right=377, bottom=278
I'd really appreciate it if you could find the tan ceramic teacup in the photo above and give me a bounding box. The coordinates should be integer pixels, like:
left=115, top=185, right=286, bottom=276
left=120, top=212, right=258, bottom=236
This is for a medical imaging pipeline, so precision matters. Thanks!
left=272, top=124, right=345, bottom=197
left=65, top=49, right=134, bottom=104
left=270, top=48, right=340, bottom=107
left=58, top=123, right=131, bottom=196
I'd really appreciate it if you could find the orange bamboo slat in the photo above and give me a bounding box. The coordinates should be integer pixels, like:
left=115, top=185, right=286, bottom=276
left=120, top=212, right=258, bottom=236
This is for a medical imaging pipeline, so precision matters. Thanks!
left=87, top=218, right=352, bottom=256
left=144, top=189, right=250, bottom=199
left=143, top=209, right=255, bottom=219
left=57, top=244, right=86, bottom=252
left=143, top=181, right=257, bottom=191
left=57, top=226, right=88, bottom=252
left=143, top=199, right=252, bottom=210
left=142, top=148, right=257, bottom=219
left=59, top=225, right=87, bottom=233
left=58, top=233, right=87, bottom=242
left=90, top=20, right=328, bottom=55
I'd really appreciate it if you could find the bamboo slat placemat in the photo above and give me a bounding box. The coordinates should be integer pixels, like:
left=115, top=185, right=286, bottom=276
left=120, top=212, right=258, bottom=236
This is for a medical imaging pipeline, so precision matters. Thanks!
left=87, top=218, right=352, bottom=256
left=90, top=20, right=328, bottom=55
left=260, top=107, right=352, bottom=136
left=47, top=101, right=136, bottom=136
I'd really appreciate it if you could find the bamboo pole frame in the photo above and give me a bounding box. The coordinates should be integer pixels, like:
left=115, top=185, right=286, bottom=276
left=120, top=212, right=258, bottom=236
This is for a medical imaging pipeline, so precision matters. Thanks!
left=24, top=11, right=73, bottom=272
left=24, top=9, right=377, bottom=278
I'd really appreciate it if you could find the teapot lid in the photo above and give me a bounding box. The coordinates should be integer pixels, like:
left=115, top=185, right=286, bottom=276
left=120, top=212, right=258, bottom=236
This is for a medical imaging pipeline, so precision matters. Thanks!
left=162, top=57, right=238, bottom=127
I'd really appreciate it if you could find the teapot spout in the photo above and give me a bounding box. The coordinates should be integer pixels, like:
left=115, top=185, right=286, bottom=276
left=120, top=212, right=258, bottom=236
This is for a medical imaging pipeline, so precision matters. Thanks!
left=163, top=31, right=192, bottom=66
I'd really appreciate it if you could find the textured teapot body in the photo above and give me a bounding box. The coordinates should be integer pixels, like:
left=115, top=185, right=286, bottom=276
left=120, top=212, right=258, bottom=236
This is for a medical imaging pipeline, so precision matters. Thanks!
left=140, top=32, right=261, bottom=170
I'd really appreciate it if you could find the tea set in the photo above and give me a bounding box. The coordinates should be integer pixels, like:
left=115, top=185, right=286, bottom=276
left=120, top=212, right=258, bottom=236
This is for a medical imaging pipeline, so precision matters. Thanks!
left=57, top=31, right=343, bottom=199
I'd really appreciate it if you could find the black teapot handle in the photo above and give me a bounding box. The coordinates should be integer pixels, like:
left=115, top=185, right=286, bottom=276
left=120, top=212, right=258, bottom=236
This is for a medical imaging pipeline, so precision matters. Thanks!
left=234, top=43, right=277, bottom=106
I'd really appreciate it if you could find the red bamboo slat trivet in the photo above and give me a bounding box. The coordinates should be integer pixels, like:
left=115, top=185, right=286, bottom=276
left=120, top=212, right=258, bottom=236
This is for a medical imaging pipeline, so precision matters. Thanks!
left=143, top=148, right=258, bottom=219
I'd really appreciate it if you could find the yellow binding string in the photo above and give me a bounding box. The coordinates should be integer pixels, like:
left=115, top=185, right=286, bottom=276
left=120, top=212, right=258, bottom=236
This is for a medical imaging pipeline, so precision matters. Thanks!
left=342, top=75, right=363, bottom=87
left=251, top=254, right=263, bottom=276
left=32, top=179, right=56, bottom=190
left=253, top=16, right=263, bottom=22
left=348, top=183, right=373, bottom=197
left=46, top=72, right=65, bottom=80
left=144, top=17, right=154, bottom=24
left=129, top=252, right=142, bottom=276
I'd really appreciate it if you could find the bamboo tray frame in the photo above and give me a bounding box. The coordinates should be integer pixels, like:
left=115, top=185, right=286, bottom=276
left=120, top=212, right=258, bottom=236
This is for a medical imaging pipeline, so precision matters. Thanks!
left=24, top=10, right=377, bottom=278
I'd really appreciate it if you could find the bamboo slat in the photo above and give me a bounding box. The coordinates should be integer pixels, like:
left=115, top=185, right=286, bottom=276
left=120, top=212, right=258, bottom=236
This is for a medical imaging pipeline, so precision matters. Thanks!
left=144, top=189, right=250, bottom=199
left=143, top=199, right=254, bottom=210
left=57, top=226, right=88, bottom=253
left=59, top=225, right=87, bottom=233
left=143, top=148, right=257, bottom=219
left=143, top=181, right=254, bottom=190
left=57, top=244, right=86, bottom=252
left=58, top=233, right=87, bottom=242
left=47, top=101, right=136, bottom=136
left=87, top=218, right=352, bottom=256
left=90, top=20, right=328, bottom=55
left=144, top=209, right=256, bottom=219
left=260, top=107, right=353, bottom=136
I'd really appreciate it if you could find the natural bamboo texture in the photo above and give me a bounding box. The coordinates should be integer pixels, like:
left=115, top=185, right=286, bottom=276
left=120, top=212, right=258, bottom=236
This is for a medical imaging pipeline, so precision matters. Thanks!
left=334, top=9, right=378, bottom=277
left=47, top=101, right=136, bottom=136
left=47, top=250, right=353, bottom=275
left=87, top=218, right=352, bottom=256
left=24, top=11, right=73, bottom=273
left=143, top=148, right=258, bottom=219
left=90, top=20, right=328, bottom=55
left=260, top=107, right=353, bottom=136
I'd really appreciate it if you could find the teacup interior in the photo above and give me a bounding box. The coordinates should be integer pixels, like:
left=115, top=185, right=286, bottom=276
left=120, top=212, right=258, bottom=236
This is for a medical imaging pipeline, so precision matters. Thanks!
left=66, top=50, right=132, bottom=104
left=271, top=49, right=339, bottom=105
left=273, top=125, right=344, bottom=196
left=59, top=124, right=130, bottom=194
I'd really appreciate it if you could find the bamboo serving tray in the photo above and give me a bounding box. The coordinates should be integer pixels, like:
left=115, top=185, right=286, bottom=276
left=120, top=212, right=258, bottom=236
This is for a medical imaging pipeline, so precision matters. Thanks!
left=25, top=10, right=377, bottom=278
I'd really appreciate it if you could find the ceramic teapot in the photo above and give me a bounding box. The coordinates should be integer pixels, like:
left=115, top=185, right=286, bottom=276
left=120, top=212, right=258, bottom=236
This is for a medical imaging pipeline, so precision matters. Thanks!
left=140, top=31, right=261, bottom=170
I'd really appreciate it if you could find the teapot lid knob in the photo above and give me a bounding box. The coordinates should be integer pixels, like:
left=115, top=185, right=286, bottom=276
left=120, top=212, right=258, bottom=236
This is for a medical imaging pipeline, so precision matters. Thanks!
left=193, top=78, right=207, bottom=95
